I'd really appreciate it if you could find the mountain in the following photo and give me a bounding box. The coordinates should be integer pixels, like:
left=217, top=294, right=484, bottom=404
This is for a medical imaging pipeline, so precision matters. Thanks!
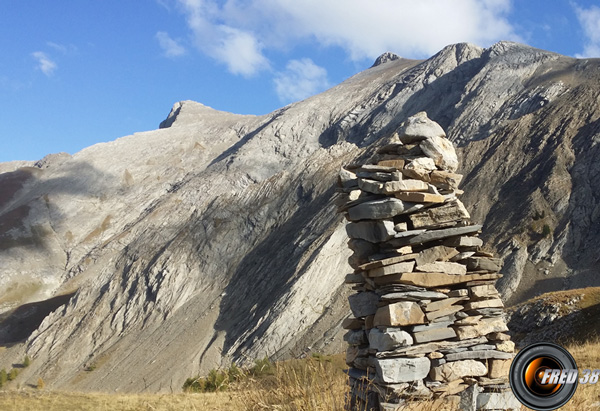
left=1, top=41, right=599, bottom=392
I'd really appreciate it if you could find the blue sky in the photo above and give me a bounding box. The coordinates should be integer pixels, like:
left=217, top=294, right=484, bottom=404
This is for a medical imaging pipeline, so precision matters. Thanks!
left=1, top=0, right=599, bottom=163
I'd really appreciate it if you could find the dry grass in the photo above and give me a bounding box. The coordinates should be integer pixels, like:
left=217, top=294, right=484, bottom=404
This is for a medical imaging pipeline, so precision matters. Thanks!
left=5, top=339, right=600, bottom=410
left=237, top=354, right=349, bottom=410
left=0, top=391, right=242, bottom=411
left=0, top=354, right=349, bottom=411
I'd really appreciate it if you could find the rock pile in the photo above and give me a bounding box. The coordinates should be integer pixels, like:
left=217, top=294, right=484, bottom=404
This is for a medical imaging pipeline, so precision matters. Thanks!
left=337, top=112, right=519, bottom=411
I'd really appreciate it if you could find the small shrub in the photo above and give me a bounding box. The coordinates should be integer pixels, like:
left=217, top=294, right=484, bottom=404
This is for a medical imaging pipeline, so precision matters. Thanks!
left=85, top=362, right=97, bottom=372
left=0, top=368, right=6, bottom=388
left=23, top=355, right=31, bottom=368
left=8, top=368, right=18, bottom=381
left=249, top=357, right=275, bottom=377
left=542, top=224, right=552, bottom=237
left=183, top=363, right=245, bottom=393
left=37, top=377, right=45, bottom=390
left=311, top=352, right=332, bottom=363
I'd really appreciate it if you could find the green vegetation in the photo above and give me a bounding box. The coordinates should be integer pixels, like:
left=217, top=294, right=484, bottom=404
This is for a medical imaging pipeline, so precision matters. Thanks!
left=183, top=357, right=277, bottom=393
left=542, top=223, right=552, bottom=237
left=23, top=355, right=31, bottom=367
left=84, top=362, right=97, bottom=372
left=0, top=368, right=7, bottom=388
left=8, top=368, right=18, bottom=381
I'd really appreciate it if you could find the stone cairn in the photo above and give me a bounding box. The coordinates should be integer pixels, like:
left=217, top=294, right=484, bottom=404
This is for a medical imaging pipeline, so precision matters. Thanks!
left=337, top=112, right=519, bottom=411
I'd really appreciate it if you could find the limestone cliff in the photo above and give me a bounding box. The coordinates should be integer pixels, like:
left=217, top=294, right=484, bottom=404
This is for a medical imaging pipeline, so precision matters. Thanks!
left=1, top=41, right=599, bottom=392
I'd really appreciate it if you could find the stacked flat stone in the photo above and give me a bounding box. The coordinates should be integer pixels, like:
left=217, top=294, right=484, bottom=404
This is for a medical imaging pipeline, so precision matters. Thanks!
left=337, top=112, right=519, bottom=411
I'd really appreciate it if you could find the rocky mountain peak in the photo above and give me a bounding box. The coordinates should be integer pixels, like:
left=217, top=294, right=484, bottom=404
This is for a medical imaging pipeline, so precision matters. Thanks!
left=159, top=100, right=246, bottom=129
left=371, top=51, right=401, bottom=67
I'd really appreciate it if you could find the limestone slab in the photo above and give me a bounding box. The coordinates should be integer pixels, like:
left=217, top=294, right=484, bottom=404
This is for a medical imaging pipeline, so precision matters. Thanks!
left=476, top=391, right=521, bottom=410
left=445, top=350, right=513, bottom=361
left=346, top=220, right=396, bottom=243
left=424, top=297, right=468, bottom=312
left=376, top=337, right=487, bottom=358
left=416, top=261, right=467, bottom=275
left=373, top=301, right=426, bottom=327
left=344, top=273, right=365, bottom=284
left=393, top=229, right=426, bottom=238
left=338, top=168, right=358, bottom=188
left=380, top=291, right=448, bottom=302
left=347, top=197, right=425, bottom=221
left=357, top=164, right=398, bottom=173
left=426, top=305, right=464, bottom=321
left=368, top=261, right=416, bottom=277
left=358, top=178, right=385, bottom=194
left=356, top=171, right=400, bottom=182
left=358, top=253, right=418, bottom=271
left=429, top=170, right=463, bottom=190
left=395, top=191, right=445, bottom=203
left=383, top=179, right=428, bottom=194
left=443, top=236, right=483, bottom=247
left=419, top=136, right=459, bottom=172
left=496, top=341, right=515, bottom=353
left=413, top=327, right=457, bottom=343
left=389, top=225, right=482, bottom=247
left=409, top=200, right=470, bottom=228
left=415, top=245, right=459, bottom=266
left=464, top=298, right=504, bottom=310
left=374, top=272, right=501, bottom=288
left=342, top=317, right=364, bottom=330
left=377, top=159, right=405, bottom=169
left=401, top=167, right=431, bottom=182
left=430, top=360, right=487, bottom=382
left=469, top=284, right=499, bottom=298
left=464, top=257, right=502, bottom=272
left=488, top=358, right=512, bottom=379
left=368, top=328, right=413, bottom=351
left=448, top=289, right=469, bottom=297
left=348, top=291, right=380, bottom=318
left=344, top=329, right=367, bottom=346
left=453, top=317, right=509, bottom=339
left=375, top=357, right=431, bottom=383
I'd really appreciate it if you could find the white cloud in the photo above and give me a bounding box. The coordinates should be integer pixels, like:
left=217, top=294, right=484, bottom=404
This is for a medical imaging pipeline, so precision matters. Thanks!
left=274, top=58, right=330, bottom=102
left=574, top=4, right=600, bottom=58
left=46, top=42, right=77, bottom=54
left=156, top=31, right=186, bottom=57
left=174, top=0, right=519, bottom=72
left=177, top=0, right=269, bottom=76
left=32, top=51, right=57, bottom=76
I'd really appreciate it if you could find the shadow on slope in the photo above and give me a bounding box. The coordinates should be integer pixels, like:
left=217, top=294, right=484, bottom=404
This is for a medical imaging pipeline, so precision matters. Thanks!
left=209, top=183, right=343, bottom=362
left=0, top=292, right=76, bottom=346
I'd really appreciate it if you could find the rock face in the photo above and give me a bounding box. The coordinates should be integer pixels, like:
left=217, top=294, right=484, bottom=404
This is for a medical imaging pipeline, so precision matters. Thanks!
left=339, top=114, right=516, bottom=409
left=1, top=41, right=600, bottom=392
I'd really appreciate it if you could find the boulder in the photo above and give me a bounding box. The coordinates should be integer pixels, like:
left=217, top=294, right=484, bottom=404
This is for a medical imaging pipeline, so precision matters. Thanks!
left=396, top=112, right=446, bottom=143
left=419, top=136, right=459, bottom=172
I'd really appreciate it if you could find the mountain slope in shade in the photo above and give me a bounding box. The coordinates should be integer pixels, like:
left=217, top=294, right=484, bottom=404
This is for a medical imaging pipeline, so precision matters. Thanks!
left=1, top=41, right=599, bottom=392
